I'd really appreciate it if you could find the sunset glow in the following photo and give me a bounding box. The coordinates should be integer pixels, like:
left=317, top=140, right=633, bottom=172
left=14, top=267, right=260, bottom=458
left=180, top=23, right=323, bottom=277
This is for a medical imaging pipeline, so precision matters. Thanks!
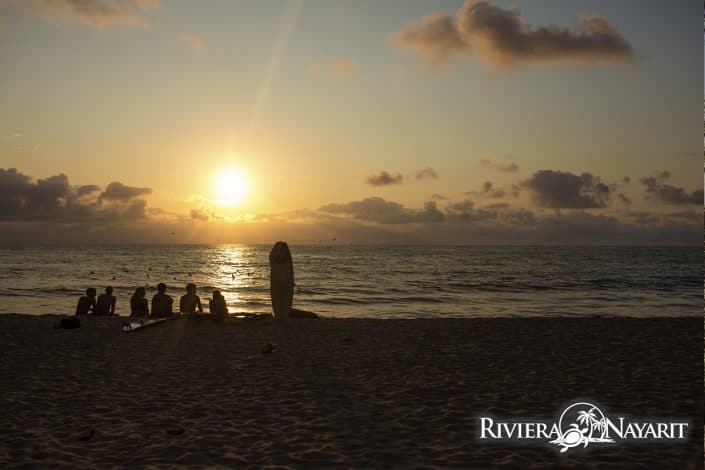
left=214, top=169, right=248, bottom=206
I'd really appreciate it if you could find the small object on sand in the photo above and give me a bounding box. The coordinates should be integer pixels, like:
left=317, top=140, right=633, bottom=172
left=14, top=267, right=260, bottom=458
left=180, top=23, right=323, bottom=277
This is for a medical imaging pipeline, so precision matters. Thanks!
left=78, top=429, right=95, bottom=441
left=165, top=427, right=184, bottom=436
left=261, top=342, right=278, bottom=354
left=90, top=270, right=95, bottom=275
left=112, top=276, right=116, bottom=280
left=54, top=317, right=81, bottom=329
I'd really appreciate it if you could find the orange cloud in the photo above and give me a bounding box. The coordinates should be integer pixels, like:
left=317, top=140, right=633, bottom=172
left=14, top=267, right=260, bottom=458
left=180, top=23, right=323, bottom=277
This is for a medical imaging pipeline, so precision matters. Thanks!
left=1, top=0, right=159, bottom=29
left=180, top=33, right=205, bottom=51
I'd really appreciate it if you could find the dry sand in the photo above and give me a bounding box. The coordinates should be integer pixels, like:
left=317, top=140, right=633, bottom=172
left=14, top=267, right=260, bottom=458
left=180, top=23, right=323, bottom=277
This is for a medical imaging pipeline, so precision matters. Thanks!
left=0, top=314, right=701, bottom=468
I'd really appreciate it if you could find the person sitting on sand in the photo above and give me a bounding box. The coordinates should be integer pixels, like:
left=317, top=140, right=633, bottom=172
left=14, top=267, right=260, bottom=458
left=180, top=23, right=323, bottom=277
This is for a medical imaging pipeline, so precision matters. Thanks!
left=179, top=283, right=203, bottom=314
left=130, top=287, right=149, bottom=317
left=151, top=283, right=173, bottom=318
left=94, top=286, right=116, bottom=316
left=75, top=288, right=97, bottom=315
left=209, top=290, right=228, bottom=321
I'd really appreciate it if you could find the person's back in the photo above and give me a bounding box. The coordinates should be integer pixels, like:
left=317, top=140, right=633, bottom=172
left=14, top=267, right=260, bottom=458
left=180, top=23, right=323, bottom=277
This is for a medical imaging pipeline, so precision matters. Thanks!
left=75, top=288, right=96, bottom=315
left=151, top=283, right=173, bottom=318
left=95, top=286, right=116, bottom=315
left=130, top=287, right=149, bottom=317
left=179, top=283, right=203, bottom=314
left=209, top=290, right=228, bottom=321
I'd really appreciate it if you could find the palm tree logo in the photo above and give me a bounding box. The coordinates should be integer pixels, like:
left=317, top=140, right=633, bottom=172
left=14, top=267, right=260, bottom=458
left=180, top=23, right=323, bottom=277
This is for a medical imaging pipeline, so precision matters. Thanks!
left=550, top=402, right=615, bottom=453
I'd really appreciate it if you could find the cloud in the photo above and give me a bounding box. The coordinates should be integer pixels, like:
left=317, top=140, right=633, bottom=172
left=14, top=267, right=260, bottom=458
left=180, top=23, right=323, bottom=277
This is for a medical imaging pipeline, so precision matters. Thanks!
left=464, top=181, right=505, bottom=199
left=639, top=172, right=702, bottom=205
left=416, top=167, right=438, bottom=180
left=445, top=199, right=534, bottom=225
left=99, top=181, right=151, bottom=201
left=320, top=197, right=444, bottom=224
left=391, top=12, right=467, bottom=70
left=392, top=0, right=634, bottom=72
left=190, top=208, right=209, bottom=221
left=480, top=159, right=519, bottom=172
left=365, top=171, right=403, bottom=187
left=522, top=170, right=610, bottom=208
left=1, top=0, right=159, bottom=29
left=617, top=193, right=631, bottom=205
left=76, top=184, right=101, bottom=196
left=309, top=58, right=360, bottom=77
left=329, top=58, right=360, bottom=76
left=180, top=33, right=205, bottom=51
left=0, top=168, right=150, bottom=222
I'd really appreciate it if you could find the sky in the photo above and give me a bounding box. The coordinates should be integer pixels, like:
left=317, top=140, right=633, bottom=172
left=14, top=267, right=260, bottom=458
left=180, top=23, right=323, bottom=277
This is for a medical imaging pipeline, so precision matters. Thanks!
left=0, top=0, right=702, bottom=245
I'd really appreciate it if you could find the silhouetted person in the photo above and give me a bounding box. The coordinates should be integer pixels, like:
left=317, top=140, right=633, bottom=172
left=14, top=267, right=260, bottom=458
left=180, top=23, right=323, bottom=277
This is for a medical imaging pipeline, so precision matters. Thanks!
left=95, top=286, right=116, bottom=315
left=130, top=287, right=149, bottom=317
left=209, top=290, right=228, bottom=321
left=151, top=282, right=173, bottom=318
left=180, top=283, right=203, bottom=314
left=269, top=241, right=294, bottom=320
left=75, top=288, right=96, bottom=315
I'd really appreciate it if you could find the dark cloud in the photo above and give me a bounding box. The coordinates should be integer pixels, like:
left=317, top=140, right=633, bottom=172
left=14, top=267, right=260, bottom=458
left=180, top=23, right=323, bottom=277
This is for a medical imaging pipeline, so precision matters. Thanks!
left=639, top=172, right=702, bottom=205
left=416, top=167, right=438, bottom=180
left=1, top=0, right=159, bottom=29
left=365, top=171, right=403, bottom=187
left=76, top=184, right=101, bottom=196
left=445, top=199, right=534, bottom=225
left=320, top=197, right=444, bottom=224
left=522, top=170, right=610, bottom=209
left=617, top=193, right=631, bottom=205
left=392, top=0, right=633, bottom=72
left=464, top=181, right=505, bottom=199
left=0, top=168, right=150, bottom=222
left=99, top=181, right=151, bottom=201
left=480, top=159, right=519, bottom=172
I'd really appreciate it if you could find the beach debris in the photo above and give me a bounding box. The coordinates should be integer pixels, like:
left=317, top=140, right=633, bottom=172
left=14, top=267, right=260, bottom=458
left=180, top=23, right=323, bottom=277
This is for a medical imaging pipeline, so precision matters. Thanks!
left=261, top=342, right=278, bottom=354
left=78, top=429, right=95, bottom=441
left=165, top=427, right=184, bottom=436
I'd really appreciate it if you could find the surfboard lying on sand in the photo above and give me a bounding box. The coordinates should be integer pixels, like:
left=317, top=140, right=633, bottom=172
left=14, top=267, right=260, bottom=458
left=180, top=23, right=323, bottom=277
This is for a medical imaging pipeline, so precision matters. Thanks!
left=122, top=318, right=167, bottom=332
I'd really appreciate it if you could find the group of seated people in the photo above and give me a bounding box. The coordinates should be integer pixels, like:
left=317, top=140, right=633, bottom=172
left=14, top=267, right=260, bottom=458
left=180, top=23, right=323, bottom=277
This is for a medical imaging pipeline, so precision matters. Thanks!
left=75, top=283, right=229, bottom=320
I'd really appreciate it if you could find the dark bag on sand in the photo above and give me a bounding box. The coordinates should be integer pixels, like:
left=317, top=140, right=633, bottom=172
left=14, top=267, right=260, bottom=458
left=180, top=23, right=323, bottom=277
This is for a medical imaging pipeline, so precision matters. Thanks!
left=55, top=317, right=81, bottom=329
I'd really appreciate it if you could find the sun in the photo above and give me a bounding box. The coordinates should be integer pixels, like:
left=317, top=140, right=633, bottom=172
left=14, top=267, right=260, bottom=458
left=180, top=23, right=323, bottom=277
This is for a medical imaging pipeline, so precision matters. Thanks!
left=214, top=169, right=248, bottom=206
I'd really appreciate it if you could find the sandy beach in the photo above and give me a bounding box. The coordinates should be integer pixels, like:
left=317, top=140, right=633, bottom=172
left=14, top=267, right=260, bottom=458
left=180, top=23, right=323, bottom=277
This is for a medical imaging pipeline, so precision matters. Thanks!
left=0, top=314, right=701, bottom=468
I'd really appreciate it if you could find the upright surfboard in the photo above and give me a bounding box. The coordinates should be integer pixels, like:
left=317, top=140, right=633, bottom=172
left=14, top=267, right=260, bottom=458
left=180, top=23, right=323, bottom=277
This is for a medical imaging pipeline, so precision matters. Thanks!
left=269, top=241, right=294, bottom=319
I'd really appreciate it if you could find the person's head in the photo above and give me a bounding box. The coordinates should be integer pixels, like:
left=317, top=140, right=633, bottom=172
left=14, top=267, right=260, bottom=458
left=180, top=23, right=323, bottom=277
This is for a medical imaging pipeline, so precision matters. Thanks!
left=157, top=282, right=167, bottom=294
left=86, top=287, right=97, bottom=298
left=212, top=290, right=222, bottom=299
left=134, top=286, right=146, bottom=298
left=186, top=283, right=196, bottom=294
left=105, top=286, right=113, bottom=295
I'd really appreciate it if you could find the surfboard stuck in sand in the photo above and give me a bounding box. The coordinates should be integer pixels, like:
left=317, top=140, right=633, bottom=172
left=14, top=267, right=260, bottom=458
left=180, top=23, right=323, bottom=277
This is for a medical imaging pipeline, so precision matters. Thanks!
left=122, top=318, right=167, bottom=332
left=269, top=241, right=294, bottom=319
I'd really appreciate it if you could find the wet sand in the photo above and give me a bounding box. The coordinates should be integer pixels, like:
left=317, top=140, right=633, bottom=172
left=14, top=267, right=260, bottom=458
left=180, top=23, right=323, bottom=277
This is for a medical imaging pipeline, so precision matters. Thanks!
left=0, top=315, right=701, bottom=468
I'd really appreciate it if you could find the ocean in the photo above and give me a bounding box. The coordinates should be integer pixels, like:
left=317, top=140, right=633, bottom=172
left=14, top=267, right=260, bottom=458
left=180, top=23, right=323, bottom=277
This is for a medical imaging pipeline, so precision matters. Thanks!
left=0, top=245, right=700, bottom=318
